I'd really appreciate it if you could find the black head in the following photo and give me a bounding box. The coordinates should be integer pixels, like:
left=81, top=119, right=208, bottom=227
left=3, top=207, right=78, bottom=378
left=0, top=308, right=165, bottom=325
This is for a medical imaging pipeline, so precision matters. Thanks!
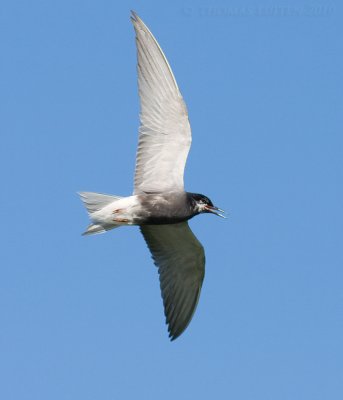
left=191, top=193, right=214, bottom=207
left=188, top=193, right=225, bottom=218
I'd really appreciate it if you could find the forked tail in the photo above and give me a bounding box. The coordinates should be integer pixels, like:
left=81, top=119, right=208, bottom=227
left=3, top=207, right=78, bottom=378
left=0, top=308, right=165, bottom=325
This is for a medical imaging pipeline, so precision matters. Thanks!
left=78, top=191, right=123, bottom=235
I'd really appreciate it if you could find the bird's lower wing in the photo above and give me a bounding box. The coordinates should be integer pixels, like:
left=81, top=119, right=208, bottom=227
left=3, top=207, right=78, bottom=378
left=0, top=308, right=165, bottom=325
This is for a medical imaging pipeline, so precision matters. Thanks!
left=140, top=222, right=205, bottom=340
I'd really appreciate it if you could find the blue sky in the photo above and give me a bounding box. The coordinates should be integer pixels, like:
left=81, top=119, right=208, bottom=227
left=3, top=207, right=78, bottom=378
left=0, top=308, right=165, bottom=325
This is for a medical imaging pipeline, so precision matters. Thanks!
left=1, top=0, right=342, bottom=399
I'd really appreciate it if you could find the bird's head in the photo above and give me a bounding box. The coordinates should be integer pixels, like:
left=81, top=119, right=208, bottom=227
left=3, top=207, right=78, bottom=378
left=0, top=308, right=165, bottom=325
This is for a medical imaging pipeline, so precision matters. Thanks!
left=190, top=193, right=226, bottom=218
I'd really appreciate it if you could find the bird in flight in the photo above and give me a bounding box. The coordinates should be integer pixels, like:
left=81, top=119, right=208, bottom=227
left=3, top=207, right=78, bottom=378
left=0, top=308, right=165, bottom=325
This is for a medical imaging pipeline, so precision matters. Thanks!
left=79, top=11, right=225, bottom=340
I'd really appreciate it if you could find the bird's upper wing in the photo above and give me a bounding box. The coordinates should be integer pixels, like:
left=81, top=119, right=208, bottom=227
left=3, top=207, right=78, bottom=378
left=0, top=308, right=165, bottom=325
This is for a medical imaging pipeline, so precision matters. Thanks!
left=131, top=12, right=192, bottom=194
left=140, top=222, right=205, bottom=340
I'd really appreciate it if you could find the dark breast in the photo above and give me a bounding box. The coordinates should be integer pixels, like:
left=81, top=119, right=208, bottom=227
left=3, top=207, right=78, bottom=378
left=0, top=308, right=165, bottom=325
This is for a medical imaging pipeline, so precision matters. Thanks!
left=137, top=192, right=195, bottom=225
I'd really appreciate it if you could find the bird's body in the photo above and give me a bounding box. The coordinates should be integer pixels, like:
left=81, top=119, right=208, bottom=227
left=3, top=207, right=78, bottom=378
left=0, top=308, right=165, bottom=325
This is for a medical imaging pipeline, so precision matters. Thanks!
left=79, top=12, right=224, bottom=340
left=81, top=191, right=209, bottom=232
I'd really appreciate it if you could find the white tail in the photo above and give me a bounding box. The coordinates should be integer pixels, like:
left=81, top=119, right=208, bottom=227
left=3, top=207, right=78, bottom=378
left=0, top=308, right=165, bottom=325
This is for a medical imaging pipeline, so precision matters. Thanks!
left=78, top=191, right=123, bottom=214
left=78, top=191, right=123, bottom=235
left=82, top=223, right=107, bottom=236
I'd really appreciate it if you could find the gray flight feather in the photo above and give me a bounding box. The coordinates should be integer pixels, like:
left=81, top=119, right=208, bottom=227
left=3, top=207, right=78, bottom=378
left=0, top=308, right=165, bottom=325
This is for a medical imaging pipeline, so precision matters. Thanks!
left=140, top=222, right=205, bottom=340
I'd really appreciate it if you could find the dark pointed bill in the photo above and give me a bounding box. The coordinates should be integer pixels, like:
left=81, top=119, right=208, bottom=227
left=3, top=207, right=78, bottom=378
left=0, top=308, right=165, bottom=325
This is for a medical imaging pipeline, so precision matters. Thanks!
left=205, top=206, right=226, bottom=218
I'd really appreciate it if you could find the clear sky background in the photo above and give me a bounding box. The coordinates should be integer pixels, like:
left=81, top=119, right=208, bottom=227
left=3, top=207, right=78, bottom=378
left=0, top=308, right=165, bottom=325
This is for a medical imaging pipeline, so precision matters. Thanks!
left=1, top=0, right=342, bottom=399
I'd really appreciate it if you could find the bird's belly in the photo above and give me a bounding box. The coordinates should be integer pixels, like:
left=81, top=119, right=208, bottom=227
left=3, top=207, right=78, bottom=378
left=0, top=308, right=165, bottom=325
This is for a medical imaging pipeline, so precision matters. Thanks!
left=136, top=203, right=192, bottom=225
left=140, top=214, right=191, bottom=225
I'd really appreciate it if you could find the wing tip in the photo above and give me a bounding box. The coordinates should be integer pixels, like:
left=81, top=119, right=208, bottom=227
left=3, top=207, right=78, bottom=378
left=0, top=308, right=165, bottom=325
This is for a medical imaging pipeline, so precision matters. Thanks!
left=167, top=321, right=188, bottom=341
left=169, top=334, right=177, bottom=342
left=130, top=10, right=136, bottom=23
left=168, top=322, right=190, bottom=341
left=130, top=10, right=142, bottom=27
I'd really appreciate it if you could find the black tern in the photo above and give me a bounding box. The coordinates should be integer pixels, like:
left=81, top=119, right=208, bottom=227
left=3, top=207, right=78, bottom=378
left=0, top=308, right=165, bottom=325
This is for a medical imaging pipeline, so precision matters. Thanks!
left=79, top=11, right=225, bottom=340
